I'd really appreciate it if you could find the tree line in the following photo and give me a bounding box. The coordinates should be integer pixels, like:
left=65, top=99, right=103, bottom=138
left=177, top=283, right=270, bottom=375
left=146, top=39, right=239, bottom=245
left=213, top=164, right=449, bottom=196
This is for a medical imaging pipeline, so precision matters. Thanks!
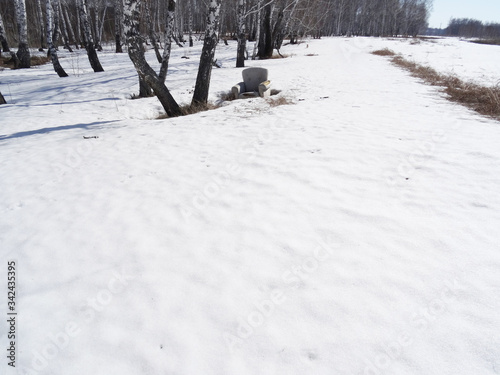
left=445, top=18, right=500, bottom=39
left=0, top=0, right=431, bottom=108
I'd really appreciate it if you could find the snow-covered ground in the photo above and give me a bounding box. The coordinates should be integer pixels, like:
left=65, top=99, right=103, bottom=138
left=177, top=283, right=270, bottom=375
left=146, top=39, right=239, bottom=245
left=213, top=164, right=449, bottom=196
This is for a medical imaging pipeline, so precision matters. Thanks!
left=361, top=36, right=500, bottom=86
left=1, top=37, right=499, bottom=375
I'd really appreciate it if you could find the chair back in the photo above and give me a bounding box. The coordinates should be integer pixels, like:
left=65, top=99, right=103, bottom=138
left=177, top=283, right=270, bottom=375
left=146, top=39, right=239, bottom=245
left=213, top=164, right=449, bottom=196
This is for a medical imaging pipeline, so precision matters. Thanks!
left=242, top=67, right=268, bottom=92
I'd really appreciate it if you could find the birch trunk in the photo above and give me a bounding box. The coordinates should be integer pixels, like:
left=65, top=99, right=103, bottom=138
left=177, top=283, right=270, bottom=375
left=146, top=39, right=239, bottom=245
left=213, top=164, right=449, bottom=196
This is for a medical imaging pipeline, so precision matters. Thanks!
left=191, top=0, right=221, bottom=106
left=146, top=0, right=162, bottom=63
left=187, top=0, right=193, bottom=47
left=0, top=13, right=10, bottom=53
left=236, top=0, right=246, bottom=67
left=158, top=0, right=175, bottom=83
left=47, top=0, right=69, bottom=76
left=52, top=0, right=61, bottom=47
left=93, top=0, right=102, bottom=50
left=78, top=0, right=104, bottom=71
left=62, top=3, right=79, bottom=49
left=114, top=0, right=123, bottom=52
left=15, top=0, right=31, bottom=68
left=251, top=0, right=261, bottom=59
left=58, top=3, right=73, bottom=51
left=97, top=5, right=106, bottom=49
left=124, top=0, right=181, bottom=117
left=35, top=0, right=46, bottom=50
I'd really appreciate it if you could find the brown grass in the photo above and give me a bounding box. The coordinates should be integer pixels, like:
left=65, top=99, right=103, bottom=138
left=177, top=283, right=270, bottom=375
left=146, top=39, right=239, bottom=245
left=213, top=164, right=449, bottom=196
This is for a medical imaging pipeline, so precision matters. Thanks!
left=31, top=55, right=51, bottom=66
left=470, top=39, right=500, bottom=46
left=374, top=51, right=500, bottom=120
left=270, top=53, right=289, bottom=59
left=371, top=48, right=396, bottom=56
left=0, top=54, right=51, bottom=68
left=156, top=102, right=218, bottom=119
left=267, top=95, right=294, bottom=107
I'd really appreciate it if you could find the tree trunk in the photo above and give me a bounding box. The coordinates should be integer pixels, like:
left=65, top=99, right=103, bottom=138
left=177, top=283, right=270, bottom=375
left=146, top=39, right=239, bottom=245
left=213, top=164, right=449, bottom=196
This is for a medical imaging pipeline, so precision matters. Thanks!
left=114, top=0, right=123, bottom=52
left=15, top=0, right=31, bottom=68
left=191, top=0, right=222, bottom=106
left=236, top=0, right=246, bottom=67
left=0, top=13, right=11, bottom=52
left=52, top=0, right=62, bottom=48
left=139, top=75, right=152, bottom=97
left=58, top=3, right=73, bottom=51
left=124, top=0, right=181, bottom=117
left=78, top=0, right=104, bottom=71
left=35, top=0, right=46, bottom=50
left=92, top=0, right=103, bottom=50
left=158, top=0, right=175, bottom=84
left=251, top=0, right=261, bottom=59
left=188, top=0, right=193, bottom=47
left=62, top=3, right=79, bottom=49
left=0, top=91, right=6, bottom=104
left=257, top=2, right=273, bottom=59
left=146, top=0, right=162, bottom=63
left=47, top=0, right=69, bottom=77
left=97, top=5, right=107, bottom=49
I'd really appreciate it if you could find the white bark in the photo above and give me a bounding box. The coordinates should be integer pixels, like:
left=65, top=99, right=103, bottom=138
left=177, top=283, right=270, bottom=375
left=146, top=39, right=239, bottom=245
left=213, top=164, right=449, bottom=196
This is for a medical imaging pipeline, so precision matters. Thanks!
left=15, top=0, right=30, bottom=67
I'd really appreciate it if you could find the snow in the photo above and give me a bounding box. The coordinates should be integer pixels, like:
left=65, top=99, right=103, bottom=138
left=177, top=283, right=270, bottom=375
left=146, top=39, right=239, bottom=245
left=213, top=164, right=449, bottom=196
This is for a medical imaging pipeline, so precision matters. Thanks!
left=1, top=37, right=500, bottom=375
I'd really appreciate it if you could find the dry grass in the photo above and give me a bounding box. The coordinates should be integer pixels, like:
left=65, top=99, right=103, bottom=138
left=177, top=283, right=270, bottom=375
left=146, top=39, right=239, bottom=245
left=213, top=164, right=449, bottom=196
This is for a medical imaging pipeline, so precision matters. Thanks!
left=371, top=48, right=396, bottom=56
left=156, top=102, right=218, bottom=119
left=374, top=51, right=500, bottom=120
left=270, top=53, right=290, bottom=59
left=0, top=54, right=50, bottom=68
left=31, top=55, right=51, bottom=66
left=267, top=95, right=294, bottom=107
left=219, top=90, right=236, bottom=102
left=470, top=39, right=500, bottom=46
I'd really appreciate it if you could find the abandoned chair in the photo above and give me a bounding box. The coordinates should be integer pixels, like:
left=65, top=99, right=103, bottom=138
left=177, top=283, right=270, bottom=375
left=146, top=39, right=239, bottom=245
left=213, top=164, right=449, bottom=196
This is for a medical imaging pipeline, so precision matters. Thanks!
left=232, top=67, right=271, bottom=99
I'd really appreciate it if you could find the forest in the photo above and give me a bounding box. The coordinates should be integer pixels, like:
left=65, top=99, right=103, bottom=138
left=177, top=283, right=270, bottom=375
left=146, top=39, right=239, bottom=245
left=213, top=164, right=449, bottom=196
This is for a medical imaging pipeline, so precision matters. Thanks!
left=0, top=0, right=431, bottom=109
left=445, top=18, right=500, bottom=39
left=0, top=0, right=432, bottom=58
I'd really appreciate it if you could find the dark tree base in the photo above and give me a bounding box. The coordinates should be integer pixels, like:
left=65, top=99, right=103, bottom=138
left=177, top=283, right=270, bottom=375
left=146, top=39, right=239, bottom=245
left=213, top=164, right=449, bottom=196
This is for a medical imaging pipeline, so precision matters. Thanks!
left=0, top=91, right=6, bottom=104
left=139, top=76, right=153, bottom=97
left=236, top=37, right=246, bottom=67
left=17, top=42, right=31, bottom=68
left=86, top=44, right=104, bottom=72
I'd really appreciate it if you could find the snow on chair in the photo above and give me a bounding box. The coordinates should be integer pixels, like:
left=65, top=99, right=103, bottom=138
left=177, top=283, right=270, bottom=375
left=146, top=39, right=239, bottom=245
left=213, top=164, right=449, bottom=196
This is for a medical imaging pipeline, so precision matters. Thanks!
left=232, top=67, right=271, bottom=99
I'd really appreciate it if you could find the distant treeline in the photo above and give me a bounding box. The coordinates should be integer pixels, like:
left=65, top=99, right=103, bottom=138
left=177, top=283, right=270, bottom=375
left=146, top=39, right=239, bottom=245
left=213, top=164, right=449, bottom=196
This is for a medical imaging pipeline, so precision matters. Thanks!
left=445, top=18, right=500, bottom=39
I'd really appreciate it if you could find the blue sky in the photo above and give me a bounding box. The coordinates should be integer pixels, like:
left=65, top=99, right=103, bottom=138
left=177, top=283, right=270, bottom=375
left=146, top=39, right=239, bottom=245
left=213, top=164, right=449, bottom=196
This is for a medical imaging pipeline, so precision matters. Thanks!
left=428, top=0, right=500, bottom=28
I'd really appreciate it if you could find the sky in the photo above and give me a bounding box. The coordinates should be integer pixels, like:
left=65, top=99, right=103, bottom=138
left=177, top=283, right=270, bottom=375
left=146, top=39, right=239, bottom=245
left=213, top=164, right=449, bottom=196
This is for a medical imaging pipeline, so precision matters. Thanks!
left=428, top=0, right=500, bottom=28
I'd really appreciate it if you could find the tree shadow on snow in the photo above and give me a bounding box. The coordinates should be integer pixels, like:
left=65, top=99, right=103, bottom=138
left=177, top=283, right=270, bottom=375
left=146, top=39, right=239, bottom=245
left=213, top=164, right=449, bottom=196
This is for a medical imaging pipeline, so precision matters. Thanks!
left=0, top=120, right=118, bottom=141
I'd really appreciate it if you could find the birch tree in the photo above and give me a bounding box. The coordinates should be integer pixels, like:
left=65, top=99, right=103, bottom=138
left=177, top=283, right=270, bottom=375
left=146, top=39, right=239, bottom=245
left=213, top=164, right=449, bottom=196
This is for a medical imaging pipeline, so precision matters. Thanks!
left=47, top=0, right=69, bottom=76
left=0, top=13, right=10, bottom=53
left=158, top=0, right=175, bottom=83
left=146, top=0, right=162, bottom=63
left=62, top=2, right=79, bottom=49
left=114, top=0, right=123, bottom=52
left=35, top=0, right=46, bottom=50
left=15, top=0, right=31, bottom=68
left=187, top=0, right=193, bottom=47
left=191, top=0, right=221, bottom=106
left=78, top=0, right=104, bottom=71
left=123, top=0, right=182, bottom=116
left=236, top=0, right=246, bottom=67
left=58, top=3, right=73, bottom=51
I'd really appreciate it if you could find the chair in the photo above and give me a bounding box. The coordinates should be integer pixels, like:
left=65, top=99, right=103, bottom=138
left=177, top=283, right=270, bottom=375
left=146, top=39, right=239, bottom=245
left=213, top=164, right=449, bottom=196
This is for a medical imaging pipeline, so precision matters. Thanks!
left=232, top=67, right=271, bottom=99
